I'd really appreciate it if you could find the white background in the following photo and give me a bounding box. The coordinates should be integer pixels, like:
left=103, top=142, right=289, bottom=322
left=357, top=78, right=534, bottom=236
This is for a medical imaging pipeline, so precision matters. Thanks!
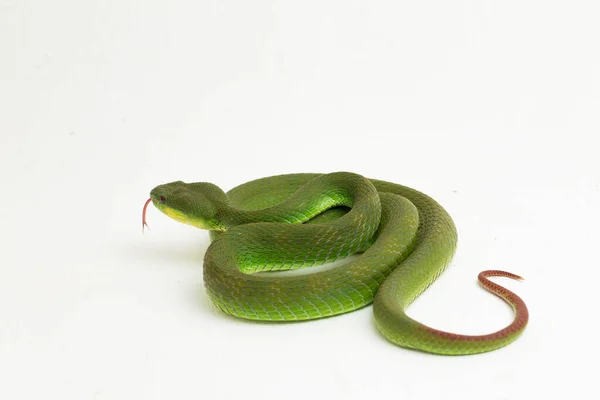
left=1, top=1, right=599, bottom=399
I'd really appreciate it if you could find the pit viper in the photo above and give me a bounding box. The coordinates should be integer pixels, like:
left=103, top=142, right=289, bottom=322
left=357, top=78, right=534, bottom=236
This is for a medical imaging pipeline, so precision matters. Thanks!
left=143, top=172, right=528, bottom=355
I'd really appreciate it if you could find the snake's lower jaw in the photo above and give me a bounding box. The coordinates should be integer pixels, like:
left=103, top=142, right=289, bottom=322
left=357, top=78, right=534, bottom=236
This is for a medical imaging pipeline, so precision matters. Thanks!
left=159, top=207, right=225, bottom=231
left=155, top=205, right=187, bottom=224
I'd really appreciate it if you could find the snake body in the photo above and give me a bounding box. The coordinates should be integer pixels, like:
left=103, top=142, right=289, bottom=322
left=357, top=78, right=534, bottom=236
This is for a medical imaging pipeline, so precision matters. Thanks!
left=147, top=172, right=528, bottom=355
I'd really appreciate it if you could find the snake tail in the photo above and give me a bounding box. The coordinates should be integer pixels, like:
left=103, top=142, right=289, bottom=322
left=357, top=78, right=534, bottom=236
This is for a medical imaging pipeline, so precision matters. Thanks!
left=374, top=268, right=529, bottom=355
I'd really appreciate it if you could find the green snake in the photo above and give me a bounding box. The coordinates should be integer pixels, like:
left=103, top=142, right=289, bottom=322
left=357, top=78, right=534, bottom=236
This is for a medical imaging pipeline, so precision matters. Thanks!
left=143, top=172, right=528, bottom=355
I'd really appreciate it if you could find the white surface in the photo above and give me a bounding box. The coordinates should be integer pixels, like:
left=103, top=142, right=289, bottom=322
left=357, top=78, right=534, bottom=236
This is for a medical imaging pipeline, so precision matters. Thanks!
left=1, top=1, right=599, bottom=399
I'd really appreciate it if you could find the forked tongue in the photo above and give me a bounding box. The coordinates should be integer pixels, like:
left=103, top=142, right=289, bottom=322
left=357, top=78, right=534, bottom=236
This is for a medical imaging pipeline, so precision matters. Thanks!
left=142, top=198, right=152, bottom=233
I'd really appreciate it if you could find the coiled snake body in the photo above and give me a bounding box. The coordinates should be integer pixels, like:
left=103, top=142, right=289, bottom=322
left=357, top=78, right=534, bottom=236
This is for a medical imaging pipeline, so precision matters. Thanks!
left=145, top=172, right=528, bottom=355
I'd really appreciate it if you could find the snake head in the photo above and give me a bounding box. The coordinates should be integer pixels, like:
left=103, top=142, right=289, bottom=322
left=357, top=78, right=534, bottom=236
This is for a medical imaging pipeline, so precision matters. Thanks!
left=148, top=181, right=229, bottom=231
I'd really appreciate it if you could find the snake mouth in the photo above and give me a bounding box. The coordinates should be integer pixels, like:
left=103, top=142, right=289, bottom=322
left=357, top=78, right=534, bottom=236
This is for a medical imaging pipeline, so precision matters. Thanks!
left=142, top=197, right=152, bottom=232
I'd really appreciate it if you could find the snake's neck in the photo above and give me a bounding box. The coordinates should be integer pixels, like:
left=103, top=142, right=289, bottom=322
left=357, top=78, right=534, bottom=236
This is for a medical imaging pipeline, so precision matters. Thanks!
left=215, top=205, right=296, bottom=230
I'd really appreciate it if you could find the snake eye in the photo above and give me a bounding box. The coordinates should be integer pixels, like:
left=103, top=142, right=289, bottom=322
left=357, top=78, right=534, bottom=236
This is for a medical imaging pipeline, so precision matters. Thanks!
left=160, top=196, right=166, bottom=204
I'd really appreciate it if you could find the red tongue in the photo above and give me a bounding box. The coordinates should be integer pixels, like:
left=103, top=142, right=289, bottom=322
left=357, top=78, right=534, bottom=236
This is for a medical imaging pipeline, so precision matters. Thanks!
left=142, top=197, right=152, bottom=233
